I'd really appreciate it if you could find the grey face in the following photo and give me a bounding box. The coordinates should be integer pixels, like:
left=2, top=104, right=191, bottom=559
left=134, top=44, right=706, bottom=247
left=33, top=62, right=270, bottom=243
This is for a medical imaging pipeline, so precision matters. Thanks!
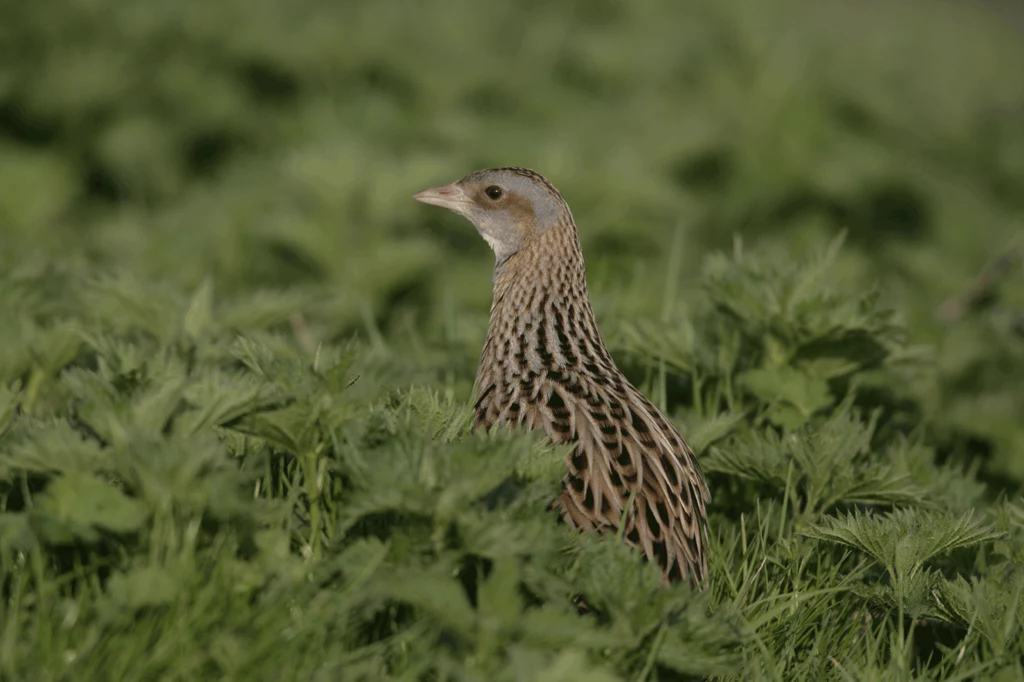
left=413, top=169, right=566, bottom=262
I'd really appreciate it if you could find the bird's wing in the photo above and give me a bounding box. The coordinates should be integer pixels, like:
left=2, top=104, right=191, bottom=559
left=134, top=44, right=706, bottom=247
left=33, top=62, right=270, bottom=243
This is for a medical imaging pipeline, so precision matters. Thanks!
left=537, top=374, right=710, bottom=586
left=471, top=343, right=709, bottom=585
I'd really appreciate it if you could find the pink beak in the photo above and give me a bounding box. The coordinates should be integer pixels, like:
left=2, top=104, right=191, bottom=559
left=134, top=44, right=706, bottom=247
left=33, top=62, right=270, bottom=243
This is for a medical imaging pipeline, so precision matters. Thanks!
left=412, top=182, right=473, bottom=214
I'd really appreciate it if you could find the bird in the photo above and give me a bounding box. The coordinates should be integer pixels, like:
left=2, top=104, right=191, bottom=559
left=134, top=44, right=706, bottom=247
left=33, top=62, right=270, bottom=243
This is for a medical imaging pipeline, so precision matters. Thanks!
left=413, top=167, right=710, bottom=587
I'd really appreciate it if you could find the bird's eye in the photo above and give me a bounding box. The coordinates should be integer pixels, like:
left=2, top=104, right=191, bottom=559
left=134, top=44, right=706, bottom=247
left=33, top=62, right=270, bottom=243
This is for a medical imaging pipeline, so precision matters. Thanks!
left=484, top=185, right=503, bottom=200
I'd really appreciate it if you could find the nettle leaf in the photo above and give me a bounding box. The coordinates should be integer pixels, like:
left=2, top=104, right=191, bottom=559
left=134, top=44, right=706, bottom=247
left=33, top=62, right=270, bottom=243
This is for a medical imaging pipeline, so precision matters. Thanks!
left=794, top=329, right=892, bottom=380
left=334, top=438, right=500, bottom=540
left=0, top=513, right=37, bottom=552
left=179, top=369, right=285, bottom=435
left=222, top=354, right=360, bottom=456
left=931, top=574, right=976, bottom=626
left=227, top=406, right=308, bottom=454
left=656, top=622, right=743, bottom=677
left=704, top=404, right=921, bottom=516
left=456, top=510, right=567, bottom=567
left=741, top=365, right=833, bottom=429
left=702, top=233, right=903, bottom=354
left=788, top=406, right=921, bottom=510
left=0, top=323, right=30, bottom=385
left=392, top=386, right=475, bottom=442
left=616, top=308, right=744, bottom=405
left=805, top=508, right=1003, bottom=584
left=182, top=277, right=215, bottom=341
left=886, top=437, right=988, bottom=513
left=702, top=429, right=789, bottom=490
left=436, top=440, right=523, bottom=519
left=80, top=274, right=186, bottom=341
left=512, top=436, right=572, bottom=484
left=78, top=333, right=152, bottom=385
left=332, top=393, right=566, bottom=569
left=571, top=531, right=672, bottom=627
left=683, top=410, right=747, bottom=455
left=229, top=336, right=328, bottom=394
left=27, top=320, right=84, bottom=375
left=851, top=566, right=944, bottom=619
left=0, top=383, right=18, bottom=439
left=105, top=566, right=179, bottom=610
left=933, top=572, right=1024, bottom=656
left=477, top=557, right=524, bottom=622
left=1001, top=500, right=1024, bottom=560
left=618, top=315, right=702, bottom=376
left=376, top=391, right=561, bottom=487
left=61, top=349, right=193, bottom=447
left=516, top=606, right=623, bottom=653
left=30, top=472, right=149, bottom=544
left=521, top=650, right=619, bottom=682
left=113, top=429, right=257, bottom=523
left=569, top=534, right=740, bottom=675
left=230, top=336, right=280, bottom=378
left=1, top=418, right=108, bottom=475
left=218, top=289, right=318, bottom=332
left=379, top=567, right=476, bottom=634
left=434, top=449, right=519, bottom=522
left=58, top=367, right=124, bottom=422
left=336, top=538, right=390, bottom=597
left=129, top=376, right=188, bottom=436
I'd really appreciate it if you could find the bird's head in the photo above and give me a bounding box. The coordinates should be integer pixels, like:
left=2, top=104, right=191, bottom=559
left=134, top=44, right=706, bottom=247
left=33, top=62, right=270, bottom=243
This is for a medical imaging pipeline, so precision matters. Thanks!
left=413, top=167, right=571, bottom=263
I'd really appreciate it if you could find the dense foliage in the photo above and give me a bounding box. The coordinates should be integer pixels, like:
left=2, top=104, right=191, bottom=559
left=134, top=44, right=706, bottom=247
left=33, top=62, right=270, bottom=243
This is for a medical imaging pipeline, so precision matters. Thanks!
left=1, top=0, right=1023, bottom=679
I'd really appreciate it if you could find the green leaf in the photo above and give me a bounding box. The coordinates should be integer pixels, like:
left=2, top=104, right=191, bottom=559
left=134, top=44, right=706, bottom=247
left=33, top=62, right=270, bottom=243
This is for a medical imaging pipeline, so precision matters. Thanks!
left=933, top=572, right=1024, bottom=656
left=531, top=650, right=620, bottom=682
left=742, top=365, right=833, bottom=428
left=380, top=568, right=476, bottom=634
left=762, top=402, right=809, bottom=431
left=130, top=377, right=188, bottom=436
left=183, top=277, right=215, bottom=340
left=31, top=472, right=149, bottom=544
left=230, top=336, right=279, bottom=378
left=179, top=369, right=285, bottom=435
left=227, top=406, right=306, bottom=454
left=703, top=405, right=920, bottom=515
left=337, top=538, right=390, bottom=595
left=0, top=513, right=36, bottom=552
left=218, top=289, right=317, bottom=332
left=477, top=557, right=522, bottom=622
left=30, top=321, right=84, bottom=375
left=1, top=418, right=108, bottom=476
left=805, top=508, right=1003, bottom=583
left=513, top=437, right=572, bottom=484
left=106, top=566, right=178, bottom=610
left=685, top=410, right=747, bottom=454
left=0, top=383, right=19, bottom=439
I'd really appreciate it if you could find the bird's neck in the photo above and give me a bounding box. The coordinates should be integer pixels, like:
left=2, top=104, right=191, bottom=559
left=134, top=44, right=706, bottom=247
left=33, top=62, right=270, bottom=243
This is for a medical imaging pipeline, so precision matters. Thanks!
left=475, top=225, right=613, bottom=396
left=489, top=226, right=590, bottom=324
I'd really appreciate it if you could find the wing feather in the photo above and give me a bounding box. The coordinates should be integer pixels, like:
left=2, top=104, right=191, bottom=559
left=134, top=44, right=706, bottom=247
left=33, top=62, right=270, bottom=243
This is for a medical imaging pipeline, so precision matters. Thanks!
left=473, top=356, right=709, bottom=585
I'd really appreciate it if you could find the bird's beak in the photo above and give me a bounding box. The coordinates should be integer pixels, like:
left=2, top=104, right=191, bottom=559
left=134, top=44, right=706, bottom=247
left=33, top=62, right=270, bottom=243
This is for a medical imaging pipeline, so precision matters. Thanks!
left=412, top=182, right=473, bottom=215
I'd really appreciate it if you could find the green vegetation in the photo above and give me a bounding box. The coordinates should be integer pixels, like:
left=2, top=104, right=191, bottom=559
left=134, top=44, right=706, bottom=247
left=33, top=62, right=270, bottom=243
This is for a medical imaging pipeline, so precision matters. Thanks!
left=1, top=0, right=1023, bottom=679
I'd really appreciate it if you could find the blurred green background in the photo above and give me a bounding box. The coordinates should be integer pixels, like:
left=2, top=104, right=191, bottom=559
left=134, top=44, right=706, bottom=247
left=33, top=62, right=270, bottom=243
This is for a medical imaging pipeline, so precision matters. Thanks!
left=2, top=0, right=1024, bottom=678
left=4, top=0, right=1021, bottom=484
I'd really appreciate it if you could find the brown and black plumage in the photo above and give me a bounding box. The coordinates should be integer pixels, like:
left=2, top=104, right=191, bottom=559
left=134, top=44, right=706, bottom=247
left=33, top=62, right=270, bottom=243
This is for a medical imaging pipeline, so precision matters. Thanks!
left=413, top=167, right=710, bottom=586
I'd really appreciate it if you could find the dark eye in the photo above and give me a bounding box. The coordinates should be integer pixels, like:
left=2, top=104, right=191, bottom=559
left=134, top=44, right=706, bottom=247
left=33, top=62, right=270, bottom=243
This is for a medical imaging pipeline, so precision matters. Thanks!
left=484, top=185, right=503, bottom=200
